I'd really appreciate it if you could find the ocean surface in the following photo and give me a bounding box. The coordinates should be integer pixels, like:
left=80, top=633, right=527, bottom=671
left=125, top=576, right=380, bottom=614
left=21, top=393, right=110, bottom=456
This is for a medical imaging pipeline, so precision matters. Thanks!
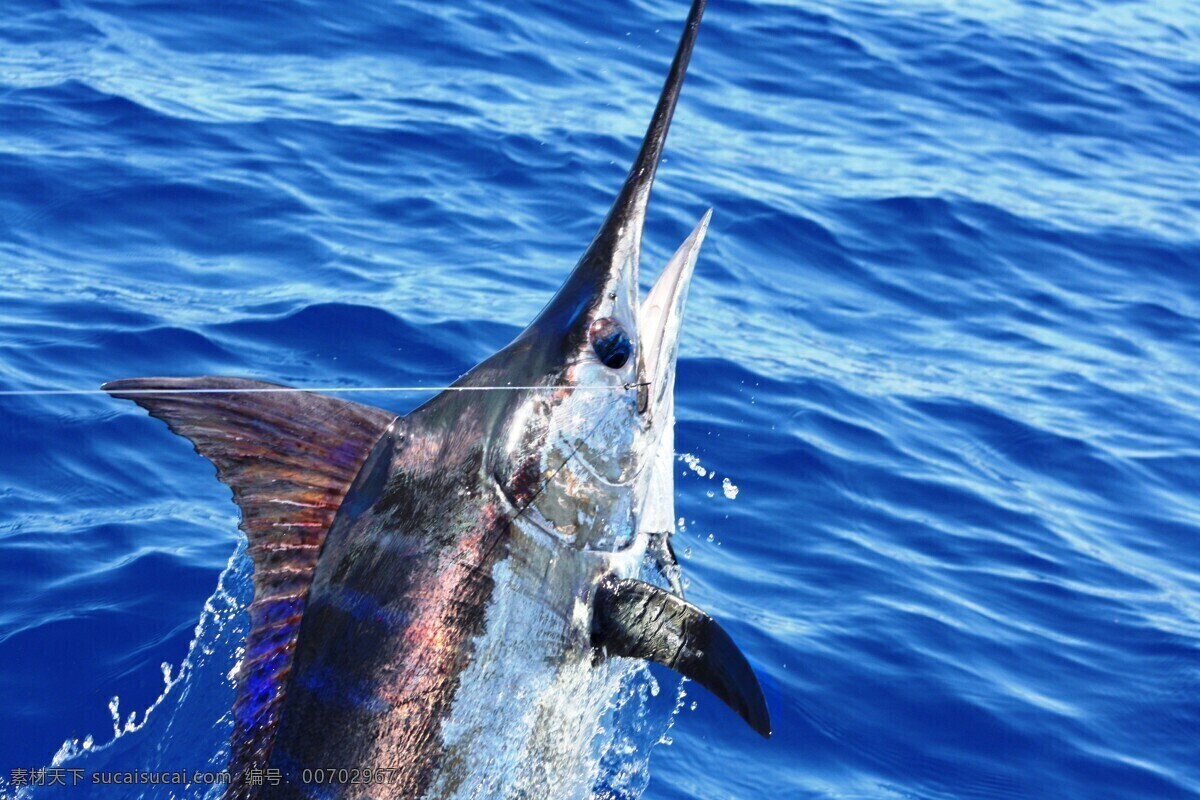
left=2, top=0, right=1200, bottom=797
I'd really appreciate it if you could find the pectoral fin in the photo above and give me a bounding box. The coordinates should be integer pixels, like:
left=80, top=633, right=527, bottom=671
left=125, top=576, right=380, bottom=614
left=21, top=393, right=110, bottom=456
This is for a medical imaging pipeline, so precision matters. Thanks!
left=591, top=577, right=771, bottom=738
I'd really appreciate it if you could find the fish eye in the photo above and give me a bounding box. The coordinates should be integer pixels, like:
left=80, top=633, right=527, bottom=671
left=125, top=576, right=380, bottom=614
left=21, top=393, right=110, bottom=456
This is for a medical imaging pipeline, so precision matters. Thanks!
left=589, top=317, right=632, bottom=369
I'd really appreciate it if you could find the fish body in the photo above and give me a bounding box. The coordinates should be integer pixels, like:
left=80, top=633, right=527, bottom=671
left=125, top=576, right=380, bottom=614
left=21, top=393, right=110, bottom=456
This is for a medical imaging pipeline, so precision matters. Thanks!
left=105, top=2, right=769, bottom=797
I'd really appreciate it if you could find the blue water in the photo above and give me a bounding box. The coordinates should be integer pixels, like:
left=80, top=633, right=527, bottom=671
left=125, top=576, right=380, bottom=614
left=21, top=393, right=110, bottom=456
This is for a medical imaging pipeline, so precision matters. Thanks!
left=3, top=0, right=1200, bottom=797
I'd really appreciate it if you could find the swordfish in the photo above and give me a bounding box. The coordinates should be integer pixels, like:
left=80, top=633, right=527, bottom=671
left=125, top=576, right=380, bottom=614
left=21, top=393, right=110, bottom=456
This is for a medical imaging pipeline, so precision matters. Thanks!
left=105, top=1, right=769, bottom=796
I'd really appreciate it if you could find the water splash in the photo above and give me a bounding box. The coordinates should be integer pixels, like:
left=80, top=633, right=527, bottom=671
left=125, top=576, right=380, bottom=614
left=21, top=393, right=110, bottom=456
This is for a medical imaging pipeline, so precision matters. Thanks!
left=8, top=546, right=250, bottom=800
left=677, top=453, right=740, bottom=501
left=720, top=477, right=739, bottom=500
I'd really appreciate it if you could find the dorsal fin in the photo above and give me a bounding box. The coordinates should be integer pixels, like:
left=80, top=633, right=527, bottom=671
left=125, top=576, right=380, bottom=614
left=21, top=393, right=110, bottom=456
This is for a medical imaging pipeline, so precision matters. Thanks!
left=592, top=577, right=771, bottom=738
left=102, top=376, right=396, bottom=792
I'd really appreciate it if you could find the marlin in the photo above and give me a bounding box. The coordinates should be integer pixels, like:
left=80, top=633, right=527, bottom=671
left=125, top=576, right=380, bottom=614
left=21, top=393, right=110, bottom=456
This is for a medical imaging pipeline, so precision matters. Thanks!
left=104, top=1, right=768, bottom=797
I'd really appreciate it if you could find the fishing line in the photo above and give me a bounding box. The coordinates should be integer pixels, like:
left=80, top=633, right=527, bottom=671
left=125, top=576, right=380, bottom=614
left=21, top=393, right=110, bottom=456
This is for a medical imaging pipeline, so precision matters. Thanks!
left=0, top=383, right=650, bottom=398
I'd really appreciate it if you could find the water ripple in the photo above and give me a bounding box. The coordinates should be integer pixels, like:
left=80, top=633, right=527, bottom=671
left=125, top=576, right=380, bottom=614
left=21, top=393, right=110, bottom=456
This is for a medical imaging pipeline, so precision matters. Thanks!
left=3, top=0, right=1200, bottom=798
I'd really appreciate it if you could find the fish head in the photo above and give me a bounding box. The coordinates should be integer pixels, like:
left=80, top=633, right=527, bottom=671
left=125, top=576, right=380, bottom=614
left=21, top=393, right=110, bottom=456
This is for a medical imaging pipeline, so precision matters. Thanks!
left=436, top=0, right=711, bottom=554
left=476, top=204, right=710, bottom=553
